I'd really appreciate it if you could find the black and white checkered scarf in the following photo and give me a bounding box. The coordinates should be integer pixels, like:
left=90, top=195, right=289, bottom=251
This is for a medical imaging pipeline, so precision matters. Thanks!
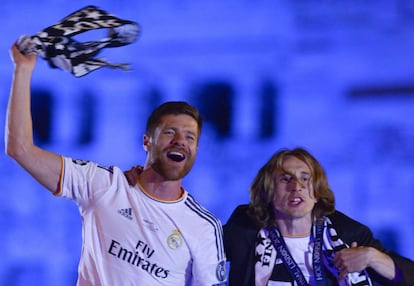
left=17, top=5, right=140, bottom=77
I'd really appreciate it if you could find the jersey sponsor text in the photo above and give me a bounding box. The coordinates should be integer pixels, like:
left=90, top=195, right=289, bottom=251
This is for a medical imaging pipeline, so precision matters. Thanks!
left=108, top=239, right=170, bottom=279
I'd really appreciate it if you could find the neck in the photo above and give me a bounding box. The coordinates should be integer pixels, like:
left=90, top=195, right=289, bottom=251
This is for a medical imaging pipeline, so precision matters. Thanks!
left=274, top=216, right=313, bottom=237
left=137, top=170, right=184, bottom=201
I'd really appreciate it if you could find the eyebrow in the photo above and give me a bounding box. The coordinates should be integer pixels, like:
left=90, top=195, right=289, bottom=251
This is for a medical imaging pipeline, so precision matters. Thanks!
left=164, top=126, right=198, bottom=137
left=278, top=170, right=311, bottom=178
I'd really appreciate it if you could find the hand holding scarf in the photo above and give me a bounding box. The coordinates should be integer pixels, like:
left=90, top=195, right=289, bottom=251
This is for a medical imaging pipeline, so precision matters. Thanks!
left=17, top=5, right=140, bottom=77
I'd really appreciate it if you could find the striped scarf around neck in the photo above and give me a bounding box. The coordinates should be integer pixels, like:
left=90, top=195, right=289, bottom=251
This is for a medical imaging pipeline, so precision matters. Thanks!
left=254, top=217, right=373, bottom=285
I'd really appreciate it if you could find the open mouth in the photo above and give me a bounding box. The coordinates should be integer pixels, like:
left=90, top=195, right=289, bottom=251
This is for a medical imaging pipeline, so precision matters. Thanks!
left=289, top=197, right=303, bottom=206
left=167, top=151, right=186, bottom=162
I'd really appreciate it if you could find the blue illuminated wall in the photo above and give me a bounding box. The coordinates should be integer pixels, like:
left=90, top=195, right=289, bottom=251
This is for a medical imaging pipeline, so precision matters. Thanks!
left=1, top=1, right=414, bottom=285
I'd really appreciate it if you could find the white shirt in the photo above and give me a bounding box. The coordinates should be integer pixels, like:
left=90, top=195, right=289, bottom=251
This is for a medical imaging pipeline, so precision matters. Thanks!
left=58, top=157, right=227, bottom=286
left=283, top=235, right=313, bottom=284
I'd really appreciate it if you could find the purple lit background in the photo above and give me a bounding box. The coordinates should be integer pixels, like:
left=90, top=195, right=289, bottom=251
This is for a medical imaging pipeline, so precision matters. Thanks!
left=1, top=1, right=414, bottom=285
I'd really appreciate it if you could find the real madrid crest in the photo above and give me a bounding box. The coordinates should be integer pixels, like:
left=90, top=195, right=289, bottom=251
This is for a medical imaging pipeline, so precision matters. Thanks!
left=167, top=229, right=183, bottom=250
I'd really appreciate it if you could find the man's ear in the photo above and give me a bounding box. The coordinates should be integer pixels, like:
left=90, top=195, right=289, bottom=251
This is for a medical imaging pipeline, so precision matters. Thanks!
left=143, top=134, right=150, bottom=152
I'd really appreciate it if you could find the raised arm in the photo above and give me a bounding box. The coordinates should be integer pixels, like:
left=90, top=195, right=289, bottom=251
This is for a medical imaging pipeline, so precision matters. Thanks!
left=5, top=41, right=62, bottom=193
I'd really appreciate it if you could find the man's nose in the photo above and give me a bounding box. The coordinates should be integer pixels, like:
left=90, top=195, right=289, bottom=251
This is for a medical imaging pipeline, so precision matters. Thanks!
left=171, top=133, right=186, bottom=146
left=289, top=178, right=304, bottom=191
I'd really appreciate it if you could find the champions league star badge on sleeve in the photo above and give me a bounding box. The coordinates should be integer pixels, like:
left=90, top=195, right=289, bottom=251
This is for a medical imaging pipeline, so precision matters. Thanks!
left=17, top=5, right=140, bottom=77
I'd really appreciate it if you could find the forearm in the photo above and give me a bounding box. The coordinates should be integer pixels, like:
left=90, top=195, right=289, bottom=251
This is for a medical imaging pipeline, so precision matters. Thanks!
left=367, top=247, right=396, bottom=280
left=5, top=64, right=35, bottom=158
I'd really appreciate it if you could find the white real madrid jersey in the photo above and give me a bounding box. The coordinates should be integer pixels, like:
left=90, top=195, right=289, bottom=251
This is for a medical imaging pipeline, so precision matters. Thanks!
left=58, top=157, right=227, bottom=286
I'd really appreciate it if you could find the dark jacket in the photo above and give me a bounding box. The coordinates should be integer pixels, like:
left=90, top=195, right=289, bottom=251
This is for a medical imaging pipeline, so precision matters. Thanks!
left=223, top=204, right=414, bottom=286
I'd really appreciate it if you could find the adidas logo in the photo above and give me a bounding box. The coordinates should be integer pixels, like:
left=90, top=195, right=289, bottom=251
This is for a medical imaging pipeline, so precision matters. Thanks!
left=118, top=208, right=133, bottom=220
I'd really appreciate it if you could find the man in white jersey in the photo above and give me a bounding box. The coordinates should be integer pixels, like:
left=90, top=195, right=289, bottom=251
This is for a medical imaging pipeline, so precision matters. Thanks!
left=5, top=39, right=227, bottom=286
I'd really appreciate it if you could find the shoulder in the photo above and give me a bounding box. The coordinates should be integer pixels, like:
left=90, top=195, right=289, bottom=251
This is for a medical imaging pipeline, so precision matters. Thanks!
left=225, top=204, right=255, bottom=228
left=65, top=158, right=133, bottom=193
left=223, top=204, right=258, bottom=241
left=327, top=210, right=369, bottom=229
left=63, top=156, right=118, bottom=175
left=184, top=193, right=222, bottom=227
left=60, top=157, right=127, bottom=202
left=327, top=210, right=373, bottom=244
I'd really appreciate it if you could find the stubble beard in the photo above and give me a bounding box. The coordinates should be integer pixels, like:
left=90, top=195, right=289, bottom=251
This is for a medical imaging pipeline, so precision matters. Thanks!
left=152, top=156, right=195, bottom=181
